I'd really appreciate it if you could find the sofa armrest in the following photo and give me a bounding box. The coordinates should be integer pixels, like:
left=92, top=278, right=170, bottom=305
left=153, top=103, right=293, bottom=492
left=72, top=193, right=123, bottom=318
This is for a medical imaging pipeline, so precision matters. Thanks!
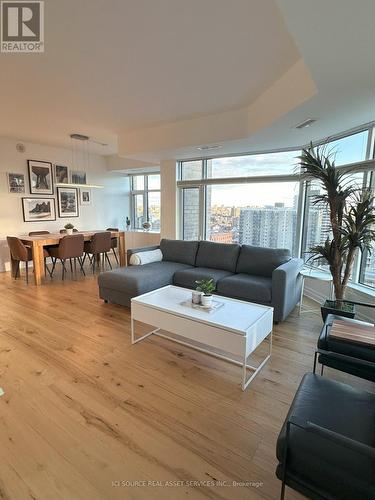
left=127, top=245, right=160, bottom=265
left=272, top=258, right=304, bottom=322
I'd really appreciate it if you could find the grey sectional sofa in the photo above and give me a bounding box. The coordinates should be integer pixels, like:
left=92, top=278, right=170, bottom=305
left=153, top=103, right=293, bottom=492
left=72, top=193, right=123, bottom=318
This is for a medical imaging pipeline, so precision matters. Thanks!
left=98, top=239, right=303, bottom=322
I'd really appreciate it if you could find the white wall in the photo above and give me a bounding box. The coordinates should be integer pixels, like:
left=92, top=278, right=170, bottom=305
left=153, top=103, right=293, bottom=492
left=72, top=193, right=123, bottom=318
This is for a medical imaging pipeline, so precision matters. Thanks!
left=160, top=160, right=178, bottom=239
left=0, top=137, right=130, bottom=272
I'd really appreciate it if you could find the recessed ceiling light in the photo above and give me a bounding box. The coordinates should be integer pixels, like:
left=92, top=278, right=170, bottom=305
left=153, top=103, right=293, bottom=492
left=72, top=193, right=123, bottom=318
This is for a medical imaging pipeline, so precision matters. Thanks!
left=295, top=118, right=317, bottom=129
left=196, top=144, right=223, bottom=151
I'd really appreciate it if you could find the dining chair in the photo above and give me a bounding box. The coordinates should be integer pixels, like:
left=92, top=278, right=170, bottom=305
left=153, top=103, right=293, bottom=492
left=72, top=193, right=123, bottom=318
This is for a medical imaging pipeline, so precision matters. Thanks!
left=83, top=231, right=112, bottom=272
left=60, top=229, right=79, bottom=233
left=49, top=234, right=85, bottom=280
left=7, top=237, right=32, bottom=283
left=106, top=227, right=119, bottom=265
left=7, top=236, right=51, bottom=283
left=28, top=230, right=53, bottom=277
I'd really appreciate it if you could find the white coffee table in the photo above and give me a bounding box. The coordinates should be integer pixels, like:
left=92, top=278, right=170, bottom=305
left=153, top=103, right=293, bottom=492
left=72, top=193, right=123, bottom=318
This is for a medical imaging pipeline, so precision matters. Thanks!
left=131, top=285, right=273, bottom=390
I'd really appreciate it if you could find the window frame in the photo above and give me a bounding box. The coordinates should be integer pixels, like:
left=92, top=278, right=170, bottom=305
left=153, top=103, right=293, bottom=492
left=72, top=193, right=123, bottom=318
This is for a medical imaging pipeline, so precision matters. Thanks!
left=177, top=122, right=375, bottom=290
left=130, top=173, right=161, bottom=230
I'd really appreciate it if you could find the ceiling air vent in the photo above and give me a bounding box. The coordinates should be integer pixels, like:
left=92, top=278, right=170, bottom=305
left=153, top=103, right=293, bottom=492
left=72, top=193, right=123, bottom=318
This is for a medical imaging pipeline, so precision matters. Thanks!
left=295, top=118, right=317, bottom=129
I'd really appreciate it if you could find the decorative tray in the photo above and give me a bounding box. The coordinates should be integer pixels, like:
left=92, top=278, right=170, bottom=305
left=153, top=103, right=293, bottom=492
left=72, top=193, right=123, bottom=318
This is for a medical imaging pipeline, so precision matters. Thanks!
left=180, top=300, right=224, bottom=313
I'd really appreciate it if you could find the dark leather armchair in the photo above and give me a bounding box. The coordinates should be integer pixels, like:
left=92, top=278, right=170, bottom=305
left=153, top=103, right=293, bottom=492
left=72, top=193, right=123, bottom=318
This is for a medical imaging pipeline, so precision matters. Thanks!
left=314, top=301, right=375, bottom=382
left=276, top=373, right=375, bottom=500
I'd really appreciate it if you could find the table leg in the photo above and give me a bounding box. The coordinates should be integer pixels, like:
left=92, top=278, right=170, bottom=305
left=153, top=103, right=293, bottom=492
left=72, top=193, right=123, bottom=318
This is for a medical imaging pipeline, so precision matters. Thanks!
left=241, top=331, right=272, bottom=390
left=31, top=241, right=44, bottom=286
left=118, top=232, right=126, bottom=267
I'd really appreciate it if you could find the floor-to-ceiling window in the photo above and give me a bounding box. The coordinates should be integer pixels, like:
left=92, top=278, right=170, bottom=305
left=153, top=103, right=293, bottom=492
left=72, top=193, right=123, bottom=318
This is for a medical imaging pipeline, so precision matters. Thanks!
left=178, top=124, right=375, bottom=290
left=179, top=150, right=302, bottom=255
left=130, top=173, right=161, bottom=230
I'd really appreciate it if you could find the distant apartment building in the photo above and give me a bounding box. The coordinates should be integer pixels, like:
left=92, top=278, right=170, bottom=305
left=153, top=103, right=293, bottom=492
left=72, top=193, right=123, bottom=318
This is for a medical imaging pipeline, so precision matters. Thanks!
left=210, top=232, right=234, bottom=243
left=239, top=203, right=297, bottom=253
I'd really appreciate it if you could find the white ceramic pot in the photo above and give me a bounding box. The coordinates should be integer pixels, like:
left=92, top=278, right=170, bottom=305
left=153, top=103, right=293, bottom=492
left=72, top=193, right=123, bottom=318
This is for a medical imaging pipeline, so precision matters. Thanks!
left=201, top=295, right=213, bottom=308
left=66, top=228, right=73, bottom=235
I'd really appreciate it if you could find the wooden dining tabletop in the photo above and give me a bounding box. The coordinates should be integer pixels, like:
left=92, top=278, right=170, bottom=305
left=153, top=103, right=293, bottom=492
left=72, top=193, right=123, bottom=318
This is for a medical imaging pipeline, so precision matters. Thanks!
left=12, top=230, right=125, bottom=285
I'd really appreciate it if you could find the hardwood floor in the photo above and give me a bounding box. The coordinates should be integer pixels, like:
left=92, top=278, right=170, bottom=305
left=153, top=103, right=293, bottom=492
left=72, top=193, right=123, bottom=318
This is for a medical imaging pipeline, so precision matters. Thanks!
left=0, top=269, right=371, bottom=500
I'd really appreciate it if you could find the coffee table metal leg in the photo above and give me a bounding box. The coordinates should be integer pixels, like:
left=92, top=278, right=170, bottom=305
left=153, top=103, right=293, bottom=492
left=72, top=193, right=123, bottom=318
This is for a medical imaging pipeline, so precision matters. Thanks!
left=131, top=317, right=160, bottom=344
left=242, top=331, right=272, bottom=390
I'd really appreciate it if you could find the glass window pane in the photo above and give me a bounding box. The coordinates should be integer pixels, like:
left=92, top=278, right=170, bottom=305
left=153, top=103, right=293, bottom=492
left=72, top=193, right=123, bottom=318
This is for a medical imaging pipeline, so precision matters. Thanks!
left=207, top=151, right=299, bottom=179
left=132, top=175, right=144, bottom=191
left=181, top=160, right=203, bottom=180
left=148, top=174, right=160, bottom=190
left=359, top=173, right=375, bottom=287
left=325, top=130, right=368, bottom=166
left=147, top=191, right=160, bottom=231
left=205, top=182, right=299, bottom=253
left=133, top=194, right=145, bottom=229
left=360, top=248, right=375, bottom=287
left=183, top=188, right=200, bottom=240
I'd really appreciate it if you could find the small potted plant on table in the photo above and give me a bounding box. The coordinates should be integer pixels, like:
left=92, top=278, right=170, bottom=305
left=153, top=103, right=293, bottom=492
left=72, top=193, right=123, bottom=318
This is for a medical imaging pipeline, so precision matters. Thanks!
left=299, top=144, right=375, bottom=321
left=195, top=278, right=216, bottom=308
left=64, top=223, right=75, bottom=235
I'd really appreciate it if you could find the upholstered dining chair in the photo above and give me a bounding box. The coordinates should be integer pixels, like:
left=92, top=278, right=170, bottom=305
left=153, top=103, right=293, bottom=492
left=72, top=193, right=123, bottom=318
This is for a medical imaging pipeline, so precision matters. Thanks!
left=60, top=229, right=79, bottom=233
left=106, top=227, right=119, bottom=265
left=7, top=236, right=51, bottom=283
left=49, top=234, right=85, bottom=280
left=83, top=231, right=112, bottom=272
left=28, top=230, right=54, bottom=276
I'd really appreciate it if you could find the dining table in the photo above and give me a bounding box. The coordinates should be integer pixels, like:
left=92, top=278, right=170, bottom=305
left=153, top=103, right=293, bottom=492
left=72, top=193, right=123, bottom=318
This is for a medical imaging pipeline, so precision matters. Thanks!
left=13, top=230, right=125, bottom=285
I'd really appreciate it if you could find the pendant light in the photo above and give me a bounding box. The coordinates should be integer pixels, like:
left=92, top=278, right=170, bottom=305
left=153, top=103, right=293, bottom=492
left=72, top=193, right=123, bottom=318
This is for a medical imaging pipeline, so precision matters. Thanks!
left=55, top=133, right=104, bottom=189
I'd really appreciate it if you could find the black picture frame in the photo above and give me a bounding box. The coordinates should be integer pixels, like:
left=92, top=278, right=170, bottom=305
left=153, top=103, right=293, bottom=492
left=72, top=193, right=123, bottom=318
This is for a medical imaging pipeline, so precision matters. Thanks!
left=28, top=160, right=54, bottom=195
left=22, top=197, right=56, bottom=222
left=57, top=187, right=79, bottom=218
left=54, top=164, right=69, bottom=184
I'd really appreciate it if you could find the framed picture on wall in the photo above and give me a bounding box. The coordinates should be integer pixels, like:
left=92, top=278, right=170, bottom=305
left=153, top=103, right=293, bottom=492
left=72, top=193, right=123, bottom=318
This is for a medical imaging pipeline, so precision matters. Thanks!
left=7, top=172, right=25, bottom=193
left=80, top=188, right=91, bottom=205
left=54, top=164, right=69, bottom=184
left=71, top=170, right=87, bottom=185
left=57, top=187, right=79, bottom=217
left=28, top=160, right=54, bottom=194
left=22, top=197, right=56, bottom=222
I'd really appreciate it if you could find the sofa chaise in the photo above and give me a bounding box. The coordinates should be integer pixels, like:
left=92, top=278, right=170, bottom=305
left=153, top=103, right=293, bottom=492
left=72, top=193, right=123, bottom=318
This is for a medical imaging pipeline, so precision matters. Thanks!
left=98, top=239, right=303, bottom=322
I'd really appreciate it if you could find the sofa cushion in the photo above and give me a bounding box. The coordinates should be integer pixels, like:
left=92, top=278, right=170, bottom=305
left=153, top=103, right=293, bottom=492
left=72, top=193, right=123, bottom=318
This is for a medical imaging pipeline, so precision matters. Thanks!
left=195, top=241, right=240, bottom=272
left=160, top=239, right=199, bottom=266
left=216, top=273, right=272, bottom=303
left=98, top=261, right=192, bottom=296
left=173, top=267, right=233, bottom=290
left=236, top=245, right=290, bottom=277
left=276, top=373, right=375, bottom=500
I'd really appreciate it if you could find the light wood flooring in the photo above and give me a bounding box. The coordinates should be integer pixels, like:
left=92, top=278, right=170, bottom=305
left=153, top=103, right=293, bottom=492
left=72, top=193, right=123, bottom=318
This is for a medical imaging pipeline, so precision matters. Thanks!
left=0, top=266, right=371, bottom=500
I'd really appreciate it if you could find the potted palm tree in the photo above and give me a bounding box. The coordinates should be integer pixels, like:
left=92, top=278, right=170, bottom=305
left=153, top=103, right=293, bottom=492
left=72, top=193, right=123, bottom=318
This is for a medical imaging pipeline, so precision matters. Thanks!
left=299, top=144, right=375, bottom=321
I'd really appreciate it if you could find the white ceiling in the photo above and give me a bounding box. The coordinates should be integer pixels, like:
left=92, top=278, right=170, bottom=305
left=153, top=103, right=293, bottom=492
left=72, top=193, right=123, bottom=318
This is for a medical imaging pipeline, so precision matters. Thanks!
left=1, top=0, right=374, bottom=161
left=0, top=0, right=298, bottom=156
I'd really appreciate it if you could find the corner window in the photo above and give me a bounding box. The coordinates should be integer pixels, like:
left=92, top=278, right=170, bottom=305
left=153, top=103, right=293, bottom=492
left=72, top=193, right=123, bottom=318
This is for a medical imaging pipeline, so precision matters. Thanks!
left=130, top=173, right=160, bottom=231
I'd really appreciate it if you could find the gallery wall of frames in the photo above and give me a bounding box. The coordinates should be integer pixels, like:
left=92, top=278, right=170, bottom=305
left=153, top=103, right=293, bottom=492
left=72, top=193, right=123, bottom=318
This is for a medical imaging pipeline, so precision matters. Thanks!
left=9, top=159, right=91, bottom=223
left=0, top=137, right=130, bottom=271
